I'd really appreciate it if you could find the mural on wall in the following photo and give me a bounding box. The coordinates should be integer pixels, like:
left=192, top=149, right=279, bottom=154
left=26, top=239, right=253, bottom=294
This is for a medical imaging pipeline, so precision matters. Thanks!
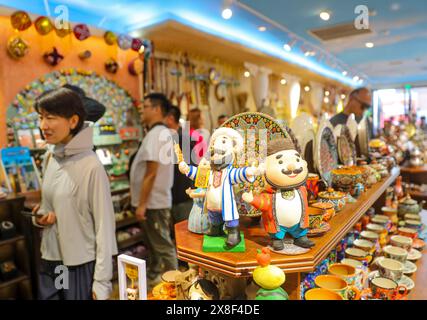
left=6, top=68, right=139, bottom=132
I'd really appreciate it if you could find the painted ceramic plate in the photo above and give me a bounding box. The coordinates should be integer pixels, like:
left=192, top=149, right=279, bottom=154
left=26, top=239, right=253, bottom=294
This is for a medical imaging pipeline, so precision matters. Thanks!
left=290, top=113, right=315, bottom=169
left=346, top=114, right=358, bottom=142
left=403, top=260, right=417, bottom=275
left=222, top=112, right=299, bottom=217
left=407, top=248, right=422, bottom=261
left=308, top=222, right=331, bottom=237
left=269, top=243, right=311, bottom=256
left=336, top=125, right=356, bottom=166
left=357, top=116, right=370, bottom=158
left=314, top=119, right=339, bottom=186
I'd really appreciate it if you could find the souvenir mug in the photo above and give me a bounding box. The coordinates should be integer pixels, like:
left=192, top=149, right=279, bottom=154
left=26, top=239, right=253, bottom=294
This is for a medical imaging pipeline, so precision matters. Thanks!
left=305, top=288, right=343, bottom=300
left=383, top=246, right=408, bottom=263
left=344, top=248, right=372, bottom=264
left=390, top=235, right=413, bottom=252
left=314, top=275, right=361, bottom=300
left=377, top=258, right=404, bottom=282
left=340, top=259, right=367, bottom=290
left=370, top=277, right=407, bottom=300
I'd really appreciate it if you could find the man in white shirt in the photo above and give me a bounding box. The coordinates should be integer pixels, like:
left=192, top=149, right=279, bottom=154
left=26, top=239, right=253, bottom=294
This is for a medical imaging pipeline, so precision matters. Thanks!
left=130, top=93, right=177, bottom=286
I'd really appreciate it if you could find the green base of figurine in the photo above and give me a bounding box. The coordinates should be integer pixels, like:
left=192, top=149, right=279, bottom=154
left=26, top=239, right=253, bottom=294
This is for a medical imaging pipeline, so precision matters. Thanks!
left=202, top=233, right=245, bottom=252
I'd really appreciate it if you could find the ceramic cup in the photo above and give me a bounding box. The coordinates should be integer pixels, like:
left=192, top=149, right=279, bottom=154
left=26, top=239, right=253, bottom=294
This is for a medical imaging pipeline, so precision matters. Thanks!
left=340, top=259, right=367, bottom=290
left=310, top=202, right=335, bottom=222
left=371, top=215, right=390, bottom=227
left=390, top=235, right=413, bottom=252
left=370, top=277, right=407, bottom=300
left=353, top=239, right=375, bottom=254
left=305, top=288, right=343, bottom=300
left=404, top=219, right=422, bottom=230
left=314, top=275, right=360, bottom=300
left=328, top=263, right=358, bottom=286
left=366, top=223, right=385, bottom=234
left=360, top=230, right=379, bottom=243
left=404, top=214, right=421, bottom=221
left=398, top=227, right=418, bottom=240
left=377, top=258, right=404, bottom=282
left=308, top=208, right=324, bottom=229
left=306, top=174, right=320, bottom=201
left=345, top=247, right=372, bottom=264
left=381, top=206, right=397, bottom=217
left=383, top=246, right=408, bottom=263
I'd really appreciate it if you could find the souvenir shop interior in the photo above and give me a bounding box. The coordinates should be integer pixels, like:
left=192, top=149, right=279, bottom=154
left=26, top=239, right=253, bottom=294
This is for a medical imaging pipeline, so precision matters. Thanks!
left=0, top=0, right=426, bottom=301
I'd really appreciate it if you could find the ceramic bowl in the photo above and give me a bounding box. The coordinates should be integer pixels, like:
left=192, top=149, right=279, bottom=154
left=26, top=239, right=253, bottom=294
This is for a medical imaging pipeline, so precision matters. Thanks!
left=378, top=258, right=404, bottom=282
left=317, top=188, right=347, bottom=212
left=366, top=223, right=385, bottom=234
left=404, top=219, right=422, bottom=230
left=383, top=246, right=408, bottom=263
left=305, top=288, right=343, bottom=300
left=353, top=239, right=375, bottom=253
left=390, top=235, right=413, bottom=252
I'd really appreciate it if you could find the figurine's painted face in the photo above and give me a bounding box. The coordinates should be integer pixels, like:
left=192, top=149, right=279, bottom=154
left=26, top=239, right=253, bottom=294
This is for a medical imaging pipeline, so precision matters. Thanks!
left=210, top=134, right=235, bottom=169
left=265, top=149, right=308, bottom=189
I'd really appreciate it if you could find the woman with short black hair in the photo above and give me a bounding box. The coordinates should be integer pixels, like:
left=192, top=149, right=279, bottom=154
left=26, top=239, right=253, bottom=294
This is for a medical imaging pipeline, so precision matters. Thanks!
left=33, top=87, right=117, bottom=300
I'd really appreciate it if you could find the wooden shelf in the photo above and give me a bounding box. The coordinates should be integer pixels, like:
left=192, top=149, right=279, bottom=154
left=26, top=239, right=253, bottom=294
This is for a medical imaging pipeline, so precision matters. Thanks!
left=0, top=235, right=25, bottom=247
left=116, top=216, right=138, bottom=229
left=175, top=167, right=400, bottom=277
left=400, top=165, right=427, bottom=174
left=117, top=233, right=144, bottom=250
left=0, top=194, right=26, bottom=204
left=0, top=272, right=29, bottom=289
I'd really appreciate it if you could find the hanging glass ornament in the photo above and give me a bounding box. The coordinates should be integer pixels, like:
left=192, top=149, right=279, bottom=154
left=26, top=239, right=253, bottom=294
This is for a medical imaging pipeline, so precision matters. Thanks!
left=34, top=16, right=53, bottom=35
left=10, top=11, right=32, bottom=31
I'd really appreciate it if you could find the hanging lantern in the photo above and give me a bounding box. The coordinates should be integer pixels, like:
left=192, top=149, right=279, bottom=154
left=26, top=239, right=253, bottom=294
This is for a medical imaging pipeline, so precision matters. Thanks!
left=117, top=34, right=132, bottom=50
left=73, top=24, right=91, bottom=41
left=105, top=58, right=119, bottom=74
left=55, top=22, right=72, bottom=37
left=10, top=11, right=32, bottom=31
left=104, top=31, right=117, bottom=46
left=34, top=16, right=53, bottom=35
left=128, top=58, right=143, bottom=76
left=7, top=36, right=29, bottom=59
left=131, top=38, right=143, bottom=52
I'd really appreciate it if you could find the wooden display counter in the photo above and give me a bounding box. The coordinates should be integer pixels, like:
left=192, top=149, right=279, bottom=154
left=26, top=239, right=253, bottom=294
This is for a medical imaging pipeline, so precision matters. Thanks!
left=175, top=167, right=400, bottom=299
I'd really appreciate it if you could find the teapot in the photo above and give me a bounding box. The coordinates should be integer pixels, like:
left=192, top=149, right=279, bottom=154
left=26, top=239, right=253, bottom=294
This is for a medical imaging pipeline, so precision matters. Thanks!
left=398, top=194, right=425, bottom=217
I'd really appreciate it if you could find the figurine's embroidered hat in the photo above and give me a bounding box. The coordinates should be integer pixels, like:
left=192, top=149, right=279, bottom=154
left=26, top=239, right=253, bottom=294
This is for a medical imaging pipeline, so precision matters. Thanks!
left=267, top=138, right=297, bottom=156
left=210, top=127, right=244, bottom=152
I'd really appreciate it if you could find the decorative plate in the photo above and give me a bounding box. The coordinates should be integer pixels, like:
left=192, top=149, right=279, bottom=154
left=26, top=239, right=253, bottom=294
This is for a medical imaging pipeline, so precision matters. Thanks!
left=403, top=260, right=417, bottom=275
left=346, top=114, right=358, bottom=142
left=308, top=222, right=331, bottom=237
left=336, top=125, right=356, bottom=166
left=268, top=242, right=311, bottom=256
left=314, top=118, right=339, bottom=186
left=407, top=248, right=422, bottom=261
left=357, top=116, right=370, bottom=158
left=222, top=112, right=300, bottom=217
left=290, top=113, right=315, bottom=169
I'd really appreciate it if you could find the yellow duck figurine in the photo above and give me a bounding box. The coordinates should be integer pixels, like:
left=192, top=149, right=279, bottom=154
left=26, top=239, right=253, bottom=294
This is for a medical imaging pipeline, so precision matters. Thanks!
left=253, top=247, right=289, bottom=300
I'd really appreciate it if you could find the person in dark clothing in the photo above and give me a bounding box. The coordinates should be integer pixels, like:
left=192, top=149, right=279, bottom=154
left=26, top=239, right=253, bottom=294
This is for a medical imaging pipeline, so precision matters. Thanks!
left=164, top=106, right=195, bottom=227
left=330, top=87, right=372, bottom=127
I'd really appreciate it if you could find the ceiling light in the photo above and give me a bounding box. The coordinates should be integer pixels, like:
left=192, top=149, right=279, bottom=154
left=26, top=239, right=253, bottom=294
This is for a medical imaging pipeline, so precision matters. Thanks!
left=244, top=71, right=250, bottom=78
left=353, top=76, right=360, bottom=82
left=324, top=97, right=330, bottom=104
left=222, top=8, right=233, bottom=19
left=341, top=94, right=346, bottom=100
left=325, top=90, right=330, bottom=97
left=365, top=42, right=374, bottom=48
left=280, top=78, right=287, bottom=85
left=304, top=86, right=311, bottom=92
left=320, top=11, right=331, bottom=21
left=342, top=71, right=348, bottom=76
left=283, top=43, right=292, bottom=52
left=258, top=26, right=267, bottom=32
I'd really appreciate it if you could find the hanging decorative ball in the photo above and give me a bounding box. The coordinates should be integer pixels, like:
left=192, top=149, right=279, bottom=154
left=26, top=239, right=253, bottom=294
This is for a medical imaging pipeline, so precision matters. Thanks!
left=73, top=24, right=91, bottom=41
left=55, top=22, right=72, bottom=37
left=131, top=38, right=143, bottom=52
left=34, top=16, right=53, bottom=35
left=10, top=11, right=32, bottom=31
left=104, top=31, right=117, bottom=46
left=117, top=34, right=132, bottom=50
left=105, top=58, right=119, bottom=74
left=43, top=47, right=64, bottom=66
left=128, top=58, right=143, bottom=76
left=78, top=50, right=92, bottom=60
left=7, top=36, right=29, bottom=59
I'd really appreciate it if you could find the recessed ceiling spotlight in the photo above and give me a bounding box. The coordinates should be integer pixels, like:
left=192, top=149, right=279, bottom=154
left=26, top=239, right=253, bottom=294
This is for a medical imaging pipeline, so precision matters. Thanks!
left=258, top=26, right=267, bottom=32
left=342, top=71, right=348, bottom=76
left=244, top=71, right=250, bottom=78
left=280, top=78, right=287, bottom=85
left=325, top=91, right=330, bottom=97
left=283, top=43, right=292, bottom=52
left=341, top=94, right=346, bottom=100
left=365, top=42, right=374, bottom=48
left=324, top=97, right=330, bottom=104
left=320, top=11, right=331, bottom=21
left=222, top=8, right=233, bottom=19
left=304, top=86, right=311, bottom=92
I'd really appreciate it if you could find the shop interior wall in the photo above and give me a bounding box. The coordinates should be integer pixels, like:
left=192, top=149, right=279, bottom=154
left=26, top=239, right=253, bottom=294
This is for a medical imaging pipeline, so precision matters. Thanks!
left=0, top=16, right=140, bottom=148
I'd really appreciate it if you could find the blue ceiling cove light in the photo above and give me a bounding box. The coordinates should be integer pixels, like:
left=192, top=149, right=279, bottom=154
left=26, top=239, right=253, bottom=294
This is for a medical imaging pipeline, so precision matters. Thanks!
left=0, top=0, right=362, bottom=86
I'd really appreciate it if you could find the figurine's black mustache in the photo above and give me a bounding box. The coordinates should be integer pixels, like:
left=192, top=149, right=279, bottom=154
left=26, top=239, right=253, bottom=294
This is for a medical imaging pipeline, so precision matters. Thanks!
left=281, top=168, right=303, bottom=175
left=211, top=149, right=227, bottom=156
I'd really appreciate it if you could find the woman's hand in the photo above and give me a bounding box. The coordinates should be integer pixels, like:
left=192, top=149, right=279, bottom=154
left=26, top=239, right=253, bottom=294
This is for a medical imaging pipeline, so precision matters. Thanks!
left=35, top=212, right=57, bottom=226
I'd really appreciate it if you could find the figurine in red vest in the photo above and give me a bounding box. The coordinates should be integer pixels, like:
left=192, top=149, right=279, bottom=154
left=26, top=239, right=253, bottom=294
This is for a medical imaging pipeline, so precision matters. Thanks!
left=242, top=139, right=314, bottom=251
